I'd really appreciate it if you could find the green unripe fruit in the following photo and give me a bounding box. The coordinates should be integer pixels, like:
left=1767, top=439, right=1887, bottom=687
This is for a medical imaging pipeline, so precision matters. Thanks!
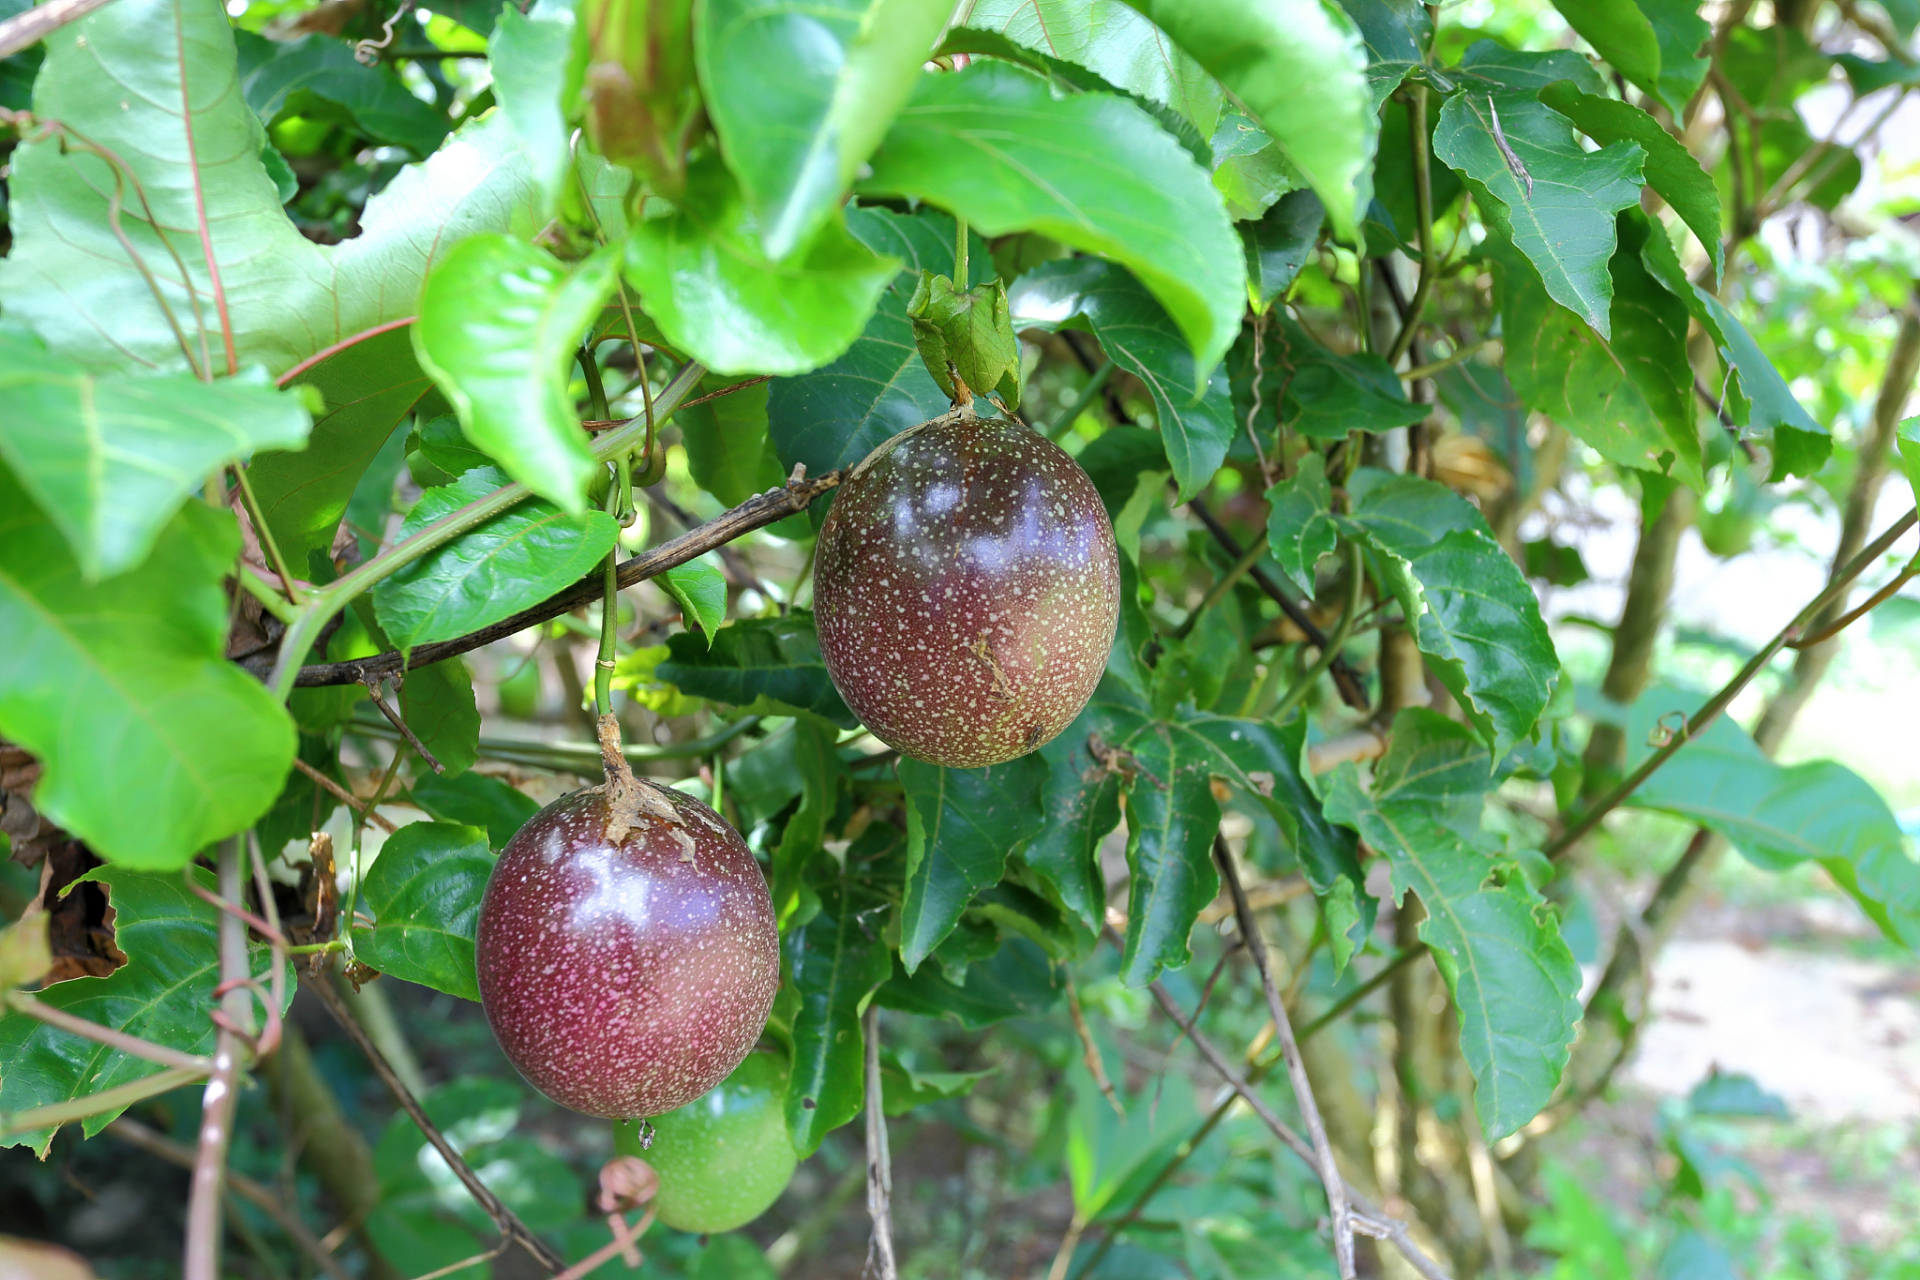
left=614, top=1050, right=796, bottom=1233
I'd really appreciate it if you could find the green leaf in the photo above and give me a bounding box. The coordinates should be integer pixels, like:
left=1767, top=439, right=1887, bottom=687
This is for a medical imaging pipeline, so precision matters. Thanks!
left=1345, top=471, right=1559, bottom=761
left=960, top=0, right=1225, bottom=135
left=0, top=330, right=312, bottom=580
left=1007, top=257, right=1234, bottom=501
left=1539, top=82, right=1721, bottom=282
left=0, top=866, right=291, bottom=1155
left=624, top=157, right=898, bottom=377
left=1267, top=315, right=1429, bottom=439
left=659, top=557, right=729, bottom=645
left=1117, top=721, right=1222, bottom=987
left=1026, top=700, right=1133, bottom=937
left=765, top=209, right=956, bottom=491
left=253, top=322, right=432, bottom=574
left=236, top=30, right=451, bottom=157
left=1681, top=277, right=1828, bottom=479
left=372, top=467, right=617, bottom=657
left=680, top=376, right=783, bottom=507
left=875, top=934, right=1062, bottom=1029
left=413, top=238, right=615, bottom=511
left=769, top=720, right=847, bottom=926
left=0, top=0, right=40, bottom=111
left=411, top=414, right=497, bottom=480
left=0, top=475, right=294, bottom=868
left=1264, top=452, right=1337, bottom=595
left=397, top=657, right=483, bottom=779
left=1177, top=711, right=1369, bottom=966
left=1434, top=44, right=1646, bottom=338
left=2, top=0, right=538, bottom=378
left=1603, top=209, right=1699, bottom=482
left=908, top=272, right=1022, bottom=408
left=1124, top=0, right=1374, bottom=246
left=655, top=614, right=858, bottom=728
left=352, top=822, right=497, bottom=1001
left=488, top=0, right=584, bottom=209
left=1323, top=709, right=1581, bottom=1140
left=1491, top=229, right=1700, bottom=485
left=1614, top=691, right=1920, bottom=951
left=880, top=1050, right=994, bottom=1116
left=898, top=756, right=1049, bottom=973
left=783, top=887, right=891, bottom=1157
left=409, top=771, right=541, bottom=848
left=861, top=60, right=1244, bottom=381
left=698, top=0, right=953, bottom=259
left=1336, top=0, right=1430, bottom=110
left=1547, top=0, right=1660, bottom=110
left=1241, top=188, right=1324, bottom=311
left=1633, top=0, right=1711, bottom=116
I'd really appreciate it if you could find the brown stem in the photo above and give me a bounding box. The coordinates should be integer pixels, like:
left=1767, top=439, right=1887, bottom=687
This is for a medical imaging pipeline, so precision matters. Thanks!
left=363, top=677, right=444, bottom=774
left=1145, top=981, right=1452, bottom=1280
left=291, top=758, right=397, bottom=834
left=1548, top=505, right=1920, bottom=860
left=108, top=1117, right=354, bottom=1280
left=0, top=0, right=117, bottom=60
left=1215, top=838, right=1354, bottom=1277
left=292, top=467, right=844, bottom=687
left=1065, top=972, right=1124, bottom=1118
left=863, top=1004, right=898, bottom=1280
left=309, top=968, right=566, bottom=1273
left=185, top=841, right=254, bottom=1280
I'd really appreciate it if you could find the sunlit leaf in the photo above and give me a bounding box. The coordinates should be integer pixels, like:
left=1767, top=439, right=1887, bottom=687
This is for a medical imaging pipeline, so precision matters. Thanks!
left=353, top=822, right=497, bottom=1001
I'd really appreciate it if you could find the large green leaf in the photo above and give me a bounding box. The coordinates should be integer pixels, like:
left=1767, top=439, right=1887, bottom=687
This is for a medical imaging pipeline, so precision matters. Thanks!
left=413, top=237, right=614, bottom=510
left=0, top=329, right=312, bottom=580
left=1634, top=0, right=1711, bottom=115
left=1264, top=453, right=1338, bottom=595
left=1603, top=209, right=1699, bottom=485
left=236, top=30, right=451, bottom=157
left=1266, top=315, right=1429, bottom=440
left=352, top=822, right=497, bottom=1001
left=1610, top=690, right=1920, bottom=950
left=768, top=720, right=848, bottom=926
left=698, top=0, right=952, bottom=258
left=680, top=376, right=783, bottom=507
left=1323, top=710, right=1580, bottom=1140
left=396, top=660, right=482, bottom=779
left=762, top=209, right=958, bottom=492
left=1025, top=701, right=1130, bottom=937
left=488, top=0, right=583, bottom=209
left=959, top=0, right=1225, bottom=135
left=898, top=756, right=1049, bottom=972
left=1345, top=471, right=1559, bottom=761
left=1123, top=0, right=1374, bottom=246
left=371, top=466, right=618, bottom=656
left=1435, top=44, right=1645, bottom=338
left=624, top=157, right=898, bottom=377
left=655, top=614, right=858, bottom=728
left=784, top=888, right=891, bottom=1157
left=0, top=865, right=291, bottom=1155
left=1241, top=188, right=1325, bottom=311
left=0, top=473, right=294, bottom=868
left=1547, top=0, right=1660, bottom=110
left=876, top=934, right=1062, bottom=1029
left=1492, top=230, right=1699, bottom=485
left=861, top=61, right=1244, bottom=381
left=1539, top=82, right=1722, bottom=282
left=1008, top=257, right=1234, bottom=500
left=252, top=322, right=431, bottom=574
left=0, top=0, right=539, bottom=378
left=1118, top=720, right=1222, bottom=987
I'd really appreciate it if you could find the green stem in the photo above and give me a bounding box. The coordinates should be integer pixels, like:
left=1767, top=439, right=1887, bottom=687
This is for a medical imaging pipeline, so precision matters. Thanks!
left=267, top=361, right=706, bottom=698
left=1296, top=944, right=1426, bottom=1043
left=2, top=1066, right=211, bottom=1139
left=710, top=750, right=726, bottom=815
left=578, top=344, right=612, bottom=421
left=1047, top=361, right=1115, bottom=441
left=1269, top=539, right=1365, bottom=723
left=595, top=551, right=618, bottom=719
left=348, top=709, right=760, bottom=772
left=230, top=464, right=304, bottom=606
left=1387, top=84, right=1438, bottom=366
left=1400, top=339, right=1488, bottom=384
left=954, top=215, right=968, bottom=290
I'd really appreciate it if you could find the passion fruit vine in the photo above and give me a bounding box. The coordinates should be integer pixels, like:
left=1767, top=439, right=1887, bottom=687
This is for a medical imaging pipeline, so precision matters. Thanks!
left=814, top=411, right=1120, bottom=769
left=475, top=719, right=780, bottom=1119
